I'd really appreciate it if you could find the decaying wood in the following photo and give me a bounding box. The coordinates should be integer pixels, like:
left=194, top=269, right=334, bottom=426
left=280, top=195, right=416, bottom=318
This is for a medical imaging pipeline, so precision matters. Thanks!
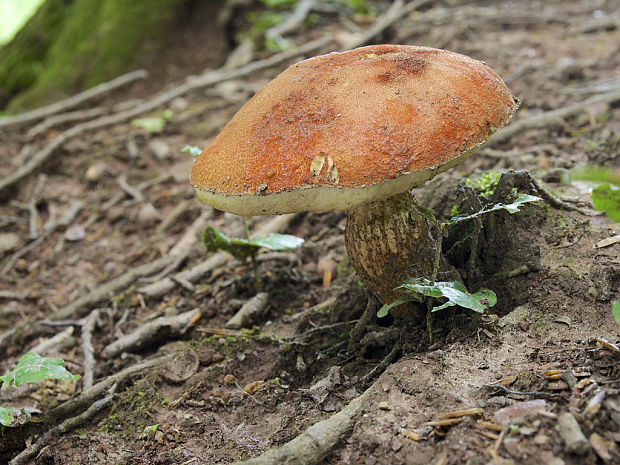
left=140, top=213, right=299, bottom=298
left=0, top=69, right=147, bottom=131
left=102, top=309, right=200, bottom=359
left=225, top=292, right=269, bottom=329
left=231, top=373, right=378, bottom=465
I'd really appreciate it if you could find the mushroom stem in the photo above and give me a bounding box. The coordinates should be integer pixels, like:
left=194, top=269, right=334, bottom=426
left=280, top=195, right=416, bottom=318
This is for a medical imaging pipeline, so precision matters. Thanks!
left=344, top=191, right=439, bottom=310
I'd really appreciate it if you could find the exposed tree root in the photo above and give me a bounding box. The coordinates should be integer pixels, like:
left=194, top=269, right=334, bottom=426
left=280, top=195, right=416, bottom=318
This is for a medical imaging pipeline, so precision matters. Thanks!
left=232, top=375, right=380, bottom=465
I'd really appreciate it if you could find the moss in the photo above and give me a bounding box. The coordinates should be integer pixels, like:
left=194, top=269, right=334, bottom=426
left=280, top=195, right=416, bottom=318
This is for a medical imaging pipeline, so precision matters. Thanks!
left=2, top=0, right=186, bottom=111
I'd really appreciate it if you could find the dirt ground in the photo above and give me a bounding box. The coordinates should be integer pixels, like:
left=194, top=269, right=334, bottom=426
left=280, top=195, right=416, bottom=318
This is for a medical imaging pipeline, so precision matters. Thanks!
left=1, top=0, right=619, bottom=464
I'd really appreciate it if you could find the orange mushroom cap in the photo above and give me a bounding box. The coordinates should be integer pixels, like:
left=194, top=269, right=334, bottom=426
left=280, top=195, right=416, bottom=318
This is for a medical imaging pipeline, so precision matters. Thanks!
left=190, top=44, right=517, bottom=216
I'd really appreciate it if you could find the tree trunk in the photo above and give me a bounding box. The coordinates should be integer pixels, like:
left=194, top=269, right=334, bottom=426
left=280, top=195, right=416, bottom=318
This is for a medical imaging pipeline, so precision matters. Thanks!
left=0, top=0, right=196, bottom=111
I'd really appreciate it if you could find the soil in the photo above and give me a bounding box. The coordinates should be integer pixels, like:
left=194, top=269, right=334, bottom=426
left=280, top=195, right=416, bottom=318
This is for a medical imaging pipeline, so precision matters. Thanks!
left=1, top=1, right=619, bottom=464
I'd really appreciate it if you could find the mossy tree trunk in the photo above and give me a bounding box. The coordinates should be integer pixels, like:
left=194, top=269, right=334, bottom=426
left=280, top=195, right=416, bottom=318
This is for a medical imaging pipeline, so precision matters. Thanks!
left=0, top=0, right=189, bottom=111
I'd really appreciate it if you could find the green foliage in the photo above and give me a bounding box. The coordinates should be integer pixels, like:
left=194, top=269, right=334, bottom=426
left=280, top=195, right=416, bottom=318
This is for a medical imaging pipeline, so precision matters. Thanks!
left=182, top=145, right=202, bottom=157
left=4, top=0, right=186, bottom=111
left=131, top=110, right=172, bottom=133
left=570, top=165, right=619, bottom=221
left=571, top=165, right=620, bottom=185
left=0, top=352, right=80, bottom=427
left=0, top=0, right=45, bottom=45
left=377, top=279, right=497, bottom=318
left=591, top=184, right=620, bottom=222
left=0, top=352, right=80, bottom=387
left=465, top=171, right=502, bottom=198
left=201, top=226, right=304, bottom=260
left=447, top=194, right=542, bottom=225
left=612, top=301, right=620, bottom=326
left=260, top=0, right=297, bottom=7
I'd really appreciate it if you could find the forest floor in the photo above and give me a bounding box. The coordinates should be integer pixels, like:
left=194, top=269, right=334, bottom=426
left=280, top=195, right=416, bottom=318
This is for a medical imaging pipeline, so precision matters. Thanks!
left=1, top=0, right=619, bottom=464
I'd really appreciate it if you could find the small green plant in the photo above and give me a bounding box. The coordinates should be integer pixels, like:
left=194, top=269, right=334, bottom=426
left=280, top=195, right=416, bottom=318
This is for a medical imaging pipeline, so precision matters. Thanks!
left=131, top=109, right=173, bottom=133
left=612, top=301, right=620, bottom=326
left=465, top=171, right=501, bottom=198
left=201, top=226, right=304, bottom=292
left=378, top=193, right=542, bottom=339
left=0, top=352, right=80, bottom=427
left=570, top=166, right=620, bottom=221
left=182, top=145, right=202, bottom=157
left=378, top=279, right=497, bottom=317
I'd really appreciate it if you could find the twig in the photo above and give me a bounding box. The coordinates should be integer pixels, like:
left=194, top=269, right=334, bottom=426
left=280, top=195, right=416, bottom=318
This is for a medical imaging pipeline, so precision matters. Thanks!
left=9, top=383, right=119, bottom=465
left=1, top=237, right=44, bottom=275
left=361, top=339, right=401, bottom=387
left=81, top=309, right=100, bottom=390
left=266, top=0, right=315, bottom=41
left=489, top=89, right=620, bottom=146
left=27, top=327, right=75, bottom=356
left=225, top=293, right=269, bottom=329
left=0, top=69, right=147, bottom=131
left=117, top=174, right=145, bottom=202
left=487, top=383, right=569, bottom=401
left=144, top=210, right=212, bottom=283
left=27, top=107, right=106, bottom=137
left=140, top=213, right=299, bottom=298
left=27, top=174, right=47, bottom=239
left=102, top=308, right=200, bottom=358
left=344, top=0, right=434, bottom=50
left=0, top=38, right=331, bottom=196
left=52, top=254, right=175, bottom=320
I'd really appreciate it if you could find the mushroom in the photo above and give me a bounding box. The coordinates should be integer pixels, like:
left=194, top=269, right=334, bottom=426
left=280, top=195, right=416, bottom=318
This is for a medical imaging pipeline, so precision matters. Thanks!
left=190, top=45, right=517, bottom=307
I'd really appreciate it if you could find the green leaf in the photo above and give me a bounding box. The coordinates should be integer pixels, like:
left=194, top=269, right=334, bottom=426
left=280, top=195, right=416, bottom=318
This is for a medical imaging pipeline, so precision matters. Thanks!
left=448, top=194, right=541, bottom=225
left=571, top=166, right=620, bottom=185
left=591, top=184, right=620, bottom=221
left=0, top=352, right=80, bottom=387
left=201, top=226, right=303, bottom=260
left=612, top=301, right=620, bottom=326
left=181, top=145, right=202, bottom=157
left=377, top=295, right=420, bottom=318
left=131, top=117, right=165, bottom=133
left=0, top=406, right=30, bottom=427
left=396, top=278, right=497, bottom=313
left=250, top=234, right=304, bottom=250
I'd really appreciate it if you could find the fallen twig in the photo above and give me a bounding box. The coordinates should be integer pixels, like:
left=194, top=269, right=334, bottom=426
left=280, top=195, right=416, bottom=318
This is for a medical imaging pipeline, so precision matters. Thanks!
left=266, top=0, right=315, bottom=41
left=0, top=69, right=147, bottom=131
left=27, top=327, right=75, bottom=356
left=343, top=0, right=434, bottom=50
left=81, top=309, right=100, bottom=390
left=489, top=89, right=620, bottom=146
left=27, top=107, right=106, bottom=137
left=0, top=39, right=331, bottom=196
left=52, top=254, right=175, bottom=320
left=9, top=383, right=119, bottom=465
left=102, top=308, right=200, bottom=358
left=225, top=293, right=269, bottom=329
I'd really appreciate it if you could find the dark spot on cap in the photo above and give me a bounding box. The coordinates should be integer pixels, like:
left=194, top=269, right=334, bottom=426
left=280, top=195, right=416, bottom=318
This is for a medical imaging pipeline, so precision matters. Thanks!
left=376, top=72, right=393, bottom=83
left=397, top=56, right=426, bottom=75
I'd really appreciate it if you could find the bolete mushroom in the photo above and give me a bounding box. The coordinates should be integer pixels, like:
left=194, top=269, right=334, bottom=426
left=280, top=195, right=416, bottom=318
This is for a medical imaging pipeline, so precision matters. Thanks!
left=190, top=45, right=517, bottom=307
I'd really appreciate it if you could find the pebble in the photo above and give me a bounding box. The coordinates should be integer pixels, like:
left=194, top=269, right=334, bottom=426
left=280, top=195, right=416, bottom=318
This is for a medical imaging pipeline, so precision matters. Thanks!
left=0, top=232, right=22, bottom=254
left=137, top=203, right=162, bottom=226
left=64, top=224, right=85, bottom=241
left=85, top=161, right=109, bottom=183
left=148, top=139, right=171, bottom=160
left=557, top=412, right=589, bottom=454
left=378, top=401, right=392, bottom=411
